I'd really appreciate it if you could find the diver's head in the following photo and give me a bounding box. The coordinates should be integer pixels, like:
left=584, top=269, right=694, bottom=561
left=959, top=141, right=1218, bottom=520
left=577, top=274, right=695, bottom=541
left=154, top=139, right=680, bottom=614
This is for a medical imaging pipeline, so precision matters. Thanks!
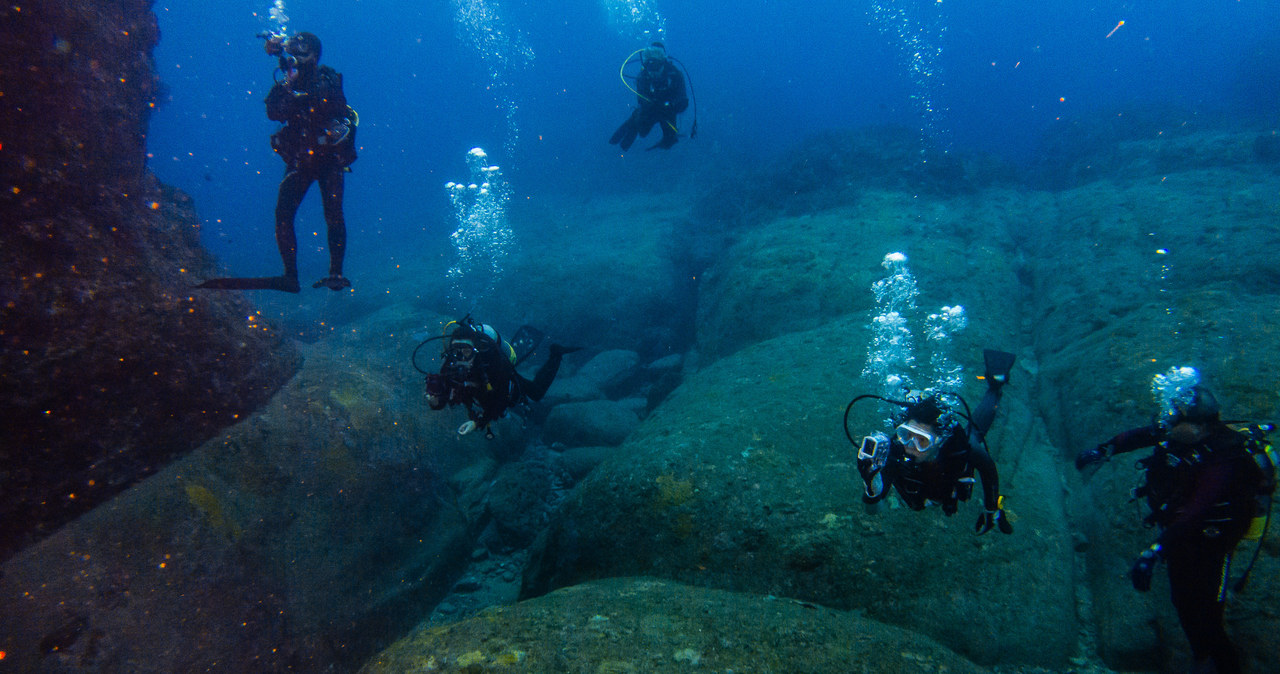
left=1161, top=384, right=1220, bottom=443
left=642, top=42, right=667, bottom=70
left=895, top=394, right=951, bottom=461
left=283, top=32, right=321, bottom=69
left=896, top=419, right=941, bottom=461
left=442, top=337, right=477, bottom=379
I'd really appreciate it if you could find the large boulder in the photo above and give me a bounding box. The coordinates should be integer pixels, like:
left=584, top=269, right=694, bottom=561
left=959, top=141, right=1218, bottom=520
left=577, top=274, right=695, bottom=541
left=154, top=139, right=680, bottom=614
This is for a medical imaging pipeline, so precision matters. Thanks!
left=695, top=191, right=1037, bottom=362
left=360, top=577, right=992, bottom=674
left=523, top=316, right=1076, bottom=670
left=543, top=400, right=640, bottom=448
left=0, top=303, right=502, bottom=672
left=1027, top=169, right=1280, bottom=356
left=0, top=0, right=299, bottom=560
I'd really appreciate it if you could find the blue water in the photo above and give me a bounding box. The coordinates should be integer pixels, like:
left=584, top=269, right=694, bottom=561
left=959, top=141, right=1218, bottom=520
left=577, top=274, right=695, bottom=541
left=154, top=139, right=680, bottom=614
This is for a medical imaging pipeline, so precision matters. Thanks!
left=148, top=0, right=1280, bottom=281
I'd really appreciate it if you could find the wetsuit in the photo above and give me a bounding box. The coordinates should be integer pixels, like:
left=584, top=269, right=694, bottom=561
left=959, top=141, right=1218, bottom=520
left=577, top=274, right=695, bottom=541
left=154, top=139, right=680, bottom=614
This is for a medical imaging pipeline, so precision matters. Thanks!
left=1103, top=423, right=1258, bottom=673
left=863, top=386, right=1004, bottom=515
left=265, top=63, right=355, bottom=287
left=432, top=340, right=572, bottom=433
left=610, top=60, right=688, bottom=151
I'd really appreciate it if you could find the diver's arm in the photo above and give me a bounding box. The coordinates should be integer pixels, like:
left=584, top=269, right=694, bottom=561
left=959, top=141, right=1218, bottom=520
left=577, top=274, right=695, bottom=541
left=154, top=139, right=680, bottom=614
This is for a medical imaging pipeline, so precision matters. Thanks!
left=314, top=68, right=348, bottom=118
left=265, top=82, right=293, bottom=121
left=1077, top=425, right=1161, bottom=471
left=1105, top=425, right=1162, bottom=457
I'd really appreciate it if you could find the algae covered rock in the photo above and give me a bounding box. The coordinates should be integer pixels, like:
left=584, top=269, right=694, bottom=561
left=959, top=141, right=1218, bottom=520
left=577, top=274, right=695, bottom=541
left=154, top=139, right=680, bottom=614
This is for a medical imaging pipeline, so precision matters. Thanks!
left=0, top=0, right=299, bottom=560
left=361, top=577, right=992, bottom=674
left=1029, top=169, right=1280, bottom=356
left=696, top=193, right=1029, bottom=362
left=543, top=400, right=641, bottom=448
left=0, top=303, right=494, bottom=672
left=523, top=316, right=1075, bottom=670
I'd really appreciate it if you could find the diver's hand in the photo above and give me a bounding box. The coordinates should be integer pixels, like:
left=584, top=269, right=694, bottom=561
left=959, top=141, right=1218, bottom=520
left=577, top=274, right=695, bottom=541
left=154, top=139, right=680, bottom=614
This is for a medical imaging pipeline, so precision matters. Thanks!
left=458, top=420, right=477, bottom=436
left=313, top=275, right=351, bottom=291
left=975, top=509, right=1013, bottom=535
left=1130, top=544, right=1161, bottom=592
left=1075, top=443, right=1112, bottom=471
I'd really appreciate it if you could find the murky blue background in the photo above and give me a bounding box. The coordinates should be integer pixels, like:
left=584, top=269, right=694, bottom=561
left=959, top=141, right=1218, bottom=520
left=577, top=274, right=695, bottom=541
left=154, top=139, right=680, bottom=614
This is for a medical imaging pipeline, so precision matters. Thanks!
left=148, top=0, right=1280, bottom=282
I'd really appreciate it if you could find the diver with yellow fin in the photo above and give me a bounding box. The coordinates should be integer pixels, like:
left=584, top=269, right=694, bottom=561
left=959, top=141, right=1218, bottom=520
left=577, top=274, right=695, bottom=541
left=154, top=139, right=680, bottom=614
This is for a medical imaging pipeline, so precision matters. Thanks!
left=196, top=31, right=358, bottom=293
left=846, top=349, right=1016, bottom=535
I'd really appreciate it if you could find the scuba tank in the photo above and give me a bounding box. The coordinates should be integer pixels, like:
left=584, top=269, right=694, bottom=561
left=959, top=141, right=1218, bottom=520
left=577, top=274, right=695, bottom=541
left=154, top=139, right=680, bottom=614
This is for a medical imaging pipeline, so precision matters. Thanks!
left=1231, top=423, right=1277, bottom=592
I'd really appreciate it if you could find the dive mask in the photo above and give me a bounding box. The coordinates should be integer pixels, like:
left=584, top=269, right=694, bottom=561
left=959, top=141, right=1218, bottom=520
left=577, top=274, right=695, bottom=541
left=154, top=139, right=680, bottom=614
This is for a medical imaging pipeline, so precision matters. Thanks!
left=895, top=420, right=938, bottom=455
left=444, top=340, right=477, bottom=366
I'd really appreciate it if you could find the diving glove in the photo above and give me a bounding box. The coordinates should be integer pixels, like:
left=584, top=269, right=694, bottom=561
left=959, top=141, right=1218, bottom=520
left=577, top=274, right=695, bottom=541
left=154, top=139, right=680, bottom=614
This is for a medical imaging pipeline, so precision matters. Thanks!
left=975, top=509, right=1014, bottom=535
left=1075, top=443, right=1112, bottom=471
left=1130, top=543, right=1161, bottom=592
left=856, top=433, right=890, bottom=498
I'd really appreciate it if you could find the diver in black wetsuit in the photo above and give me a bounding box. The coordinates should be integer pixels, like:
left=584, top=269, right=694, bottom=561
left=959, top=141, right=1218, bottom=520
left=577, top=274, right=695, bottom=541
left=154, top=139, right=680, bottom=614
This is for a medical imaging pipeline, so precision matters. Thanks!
left=609, top=42, right=690, bottom=152
left=851, top=349, right=1016, bottom=535
left=197, top=31, right=357, bottom=293
left=1076, top=383, right=1269, bottom=674
left=420, top=317, right=579, bottom=439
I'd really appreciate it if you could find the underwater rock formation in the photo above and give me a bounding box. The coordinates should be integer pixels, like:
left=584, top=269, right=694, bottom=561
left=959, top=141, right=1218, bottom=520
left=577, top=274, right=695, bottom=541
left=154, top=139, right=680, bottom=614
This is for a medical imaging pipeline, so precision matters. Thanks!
left=522, top=315, right=1077, bottom=669
left=0, top=1, right=299, bottom=559
left=362, top=577, right=994, bottom=673
left=0, top=303, right=485, bottom=672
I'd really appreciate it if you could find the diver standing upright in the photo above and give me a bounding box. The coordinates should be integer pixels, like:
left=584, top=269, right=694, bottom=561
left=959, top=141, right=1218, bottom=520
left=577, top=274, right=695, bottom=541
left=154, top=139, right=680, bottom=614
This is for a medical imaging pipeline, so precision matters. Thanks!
left=197, top=31, right=358, bottom=293
left=1076, top=372, right=1275, bottom=674
left=609, top=42, right=694, bottom=152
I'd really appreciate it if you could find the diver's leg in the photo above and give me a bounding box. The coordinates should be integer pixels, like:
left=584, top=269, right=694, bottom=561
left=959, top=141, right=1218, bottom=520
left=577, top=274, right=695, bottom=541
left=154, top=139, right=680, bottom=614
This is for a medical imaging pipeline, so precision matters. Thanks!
left=274, top=168, right=312, bottom=286
left=524, top=344, right=581, bottom=401
left=611, top=110, right=641, bottom=151
left=1166, top=545, right=1241, bottom=673
left=318, top=165, right=347, bottom=279
left=968, top=349, right=1016, bottom=441
left=968, top=387, right=1003, bottom=443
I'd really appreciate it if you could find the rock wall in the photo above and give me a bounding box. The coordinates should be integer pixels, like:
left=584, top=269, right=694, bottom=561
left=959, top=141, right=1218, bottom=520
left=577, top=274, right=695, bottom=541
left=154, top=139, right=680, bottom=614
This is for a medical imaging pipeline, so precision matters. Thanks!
left=0, top=0, right=299, bottom=560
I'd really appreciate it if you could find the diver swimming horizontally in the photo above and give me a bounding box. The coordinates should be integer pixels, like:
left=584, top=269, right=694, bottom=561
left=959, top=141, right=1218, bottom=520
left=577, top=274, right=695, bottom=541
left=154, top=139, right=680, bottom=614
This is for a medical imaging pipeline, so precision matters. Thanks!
left=413, top=316, right=580, bottom=439
left=196, top=31, right=358, bottom=293
left=609, top=42, right=696, bottom=152
left=848, top=349, right=1017, bottom=535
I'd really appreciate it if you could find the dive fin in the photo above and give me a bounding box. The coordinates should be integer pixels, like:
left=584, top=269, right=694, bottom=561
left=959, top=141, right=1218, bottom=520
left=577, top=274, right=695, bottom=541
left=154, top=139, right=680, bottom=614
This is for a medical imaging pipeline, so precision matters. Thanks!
left=510, top=325, right=545, bottom=366
left=194, top=276, right=300, bottom=293
left=647, top=126, right=680, bottom=150
left=610, top=120, right=638, bottom=151
left=983, top=349, right=1016, bottom=387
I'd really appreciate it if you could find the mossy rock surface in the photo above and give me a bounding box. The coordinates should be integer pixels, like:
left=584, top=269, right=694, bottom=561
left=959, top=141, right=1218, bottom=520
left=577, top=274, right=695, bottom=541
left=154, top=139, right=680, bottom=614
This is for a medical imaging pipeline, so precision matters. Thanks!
left=361, top=576, right=992, bottom=674
left=524, top=316, right=1075, bottom=669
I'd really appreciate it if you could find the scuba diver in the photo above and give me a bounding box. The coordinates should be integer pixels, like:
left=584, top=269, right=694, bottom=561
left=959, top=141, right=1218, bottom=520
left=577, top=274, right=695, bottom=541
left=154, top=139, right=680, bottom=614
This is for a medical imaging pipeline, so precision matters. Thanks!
left=413, top=317, right=580, bottom=438
left=197, top=31, right=358, bottom=293
left=1076, top=372, right=1276, bottom=674
left=847, top=349, right=1017, bottom=535
left=609, top=42, right=695, bottom=152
